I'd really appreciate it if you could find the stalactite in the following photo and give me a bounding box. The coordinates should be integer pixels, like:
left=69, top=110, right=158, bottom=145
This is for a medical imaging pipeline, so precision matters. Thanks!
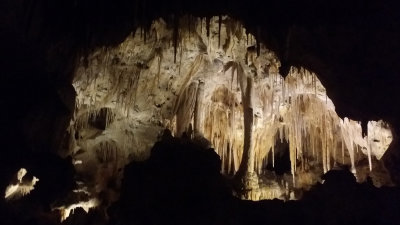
left=206, top=17, right=210, bottom=38
left=332, top=138, right=337, bottom=167
left=322, top=113, right=327, bottom=173
left=228, top=142, right=232, bottom=174
left=350, top=143, right=356, bottom=174
left=341, top=140, right=345, bottom=164
left=200, top=17, right=203, bottom=35
left=173, top=54, right=203, bottom=115
left=173, top=15, right=179, bottom=63
left=256, top=26, right=261, bottom=56
left=188, top=15, right=191, bottom=39
left=144, top=28, right=147, bottom=43
left=150, top=53, right=163, bottom=94
left=175, top=82, right=198, bottom=136
left=178, top=39, right=183, bottom=76
left=218, top=15, right=222, bottom=48
left=367, top=139, right=372, bottom=171
left=289, top=136, right=296, bottom=185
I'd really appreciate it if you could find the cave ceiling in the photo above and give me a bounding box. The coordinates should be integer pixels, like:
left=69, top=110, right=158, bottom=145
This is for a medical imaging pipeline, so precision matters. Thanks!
left=2, top=0, right=400, bottom=124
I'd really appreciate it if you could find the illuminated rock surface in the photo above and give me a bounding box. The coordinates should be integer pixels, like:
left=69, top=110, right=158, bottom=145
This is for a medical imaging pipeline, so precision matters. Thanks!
left=4, top=168, right=39, bottom=201
left=68, top=17, right=392, bottom=203
left=1, top=1, right=400, bottom=224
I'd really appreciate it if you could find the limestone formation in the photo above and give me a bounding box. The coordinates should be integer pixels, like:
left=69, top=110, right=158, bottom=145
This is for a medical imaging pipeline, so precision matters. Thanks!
left=66, top=16, right=393, bottom=203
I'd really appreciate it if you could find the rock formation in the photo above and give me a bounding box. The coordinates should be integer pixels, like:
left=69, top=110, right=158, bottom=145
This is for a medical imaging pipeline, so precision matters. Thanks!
left=1, top=1, right=400, bottom=224
left=65, top=16, right=393, bottom=203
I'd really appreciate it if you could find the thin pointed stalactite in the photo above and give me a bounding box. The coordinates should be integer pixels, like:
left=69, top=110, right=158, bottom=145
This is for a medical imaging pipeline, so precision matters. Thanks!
left=206, top=17, right=210, bottom=38
left=256, top=26, right=261, bottom=56
left=218, top=15, right=222, bottom=48
left=143, top=26, right=147, bottom=44
left=367, top=139, right=373, bottom=171
left=200, top=17, right=203, bottom=34
left=188, top=15, right=191, bottom=39
left=178, top=39, right=183, bottom=76
left=173, top=15, right=179, bottom=63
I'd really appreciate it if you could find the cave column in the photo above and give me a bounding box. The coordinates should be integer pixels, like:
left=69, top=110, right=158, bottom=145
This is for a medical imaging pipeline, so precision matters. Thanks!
left=235, top=73, right=258, bottom=185
left=193, top=80, right=205, bottom=136
left=238, top=76, right=255, bottom=174
left=234, top=74, right=259, bottom=199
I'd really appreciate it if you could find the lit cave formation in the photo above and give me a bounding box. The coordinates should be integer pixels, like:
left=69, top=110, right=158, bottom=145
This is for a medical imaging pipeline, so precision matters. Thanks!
left=69, top=17, right=392, bottom=202
left=1, top=1, right=400, bottom=225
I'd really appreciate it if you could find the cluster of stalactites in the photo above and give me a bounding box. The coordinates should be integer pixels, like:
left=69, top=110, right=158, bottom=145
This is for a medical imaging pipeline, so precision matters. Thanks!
left=71, top=15, right=252, bottom=138
left=203, top=94, right=244, bottom=174
left=74, top=107, right=115, bottom=130
left=70, top=14, right=391, bottom=187
left=194, top=66, right=388, bottom=185
left=73, top=48, right=141, bottom=118
left=261, top=68, right=385, bottom=184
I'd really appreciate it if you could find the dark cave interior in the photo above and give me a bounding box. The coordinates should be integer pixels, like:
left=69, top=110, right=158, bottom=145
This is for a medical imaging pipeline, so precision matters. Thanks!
left=265, top=139, right=291, bottom=176
left=1, top=0, right=400, bottom=224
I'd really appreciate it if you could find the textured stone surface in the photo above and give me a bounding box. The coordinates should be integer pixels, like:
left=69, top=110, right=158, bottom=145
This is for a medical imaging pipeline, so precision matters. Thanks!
left=67, top=17, right=393, bottom=203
